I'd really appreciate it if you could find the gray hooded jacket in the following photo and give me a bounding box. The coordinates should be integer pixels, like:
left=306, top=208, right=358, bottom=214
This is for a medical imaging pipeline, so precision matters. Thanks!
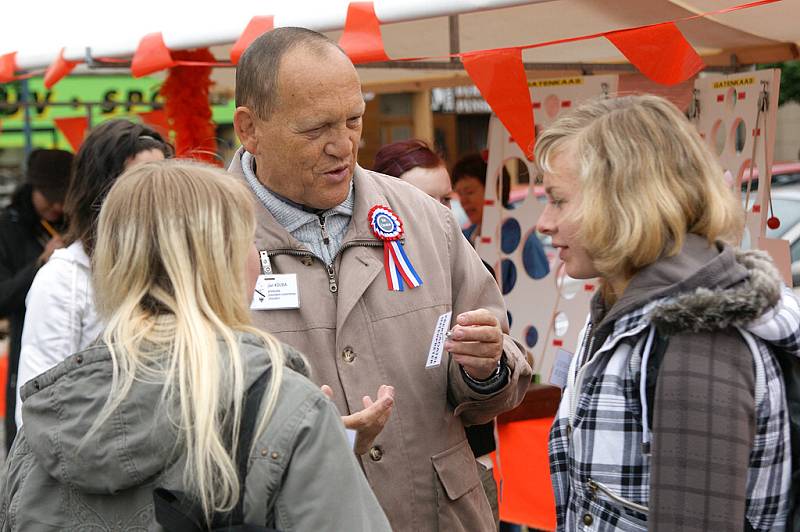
left=0, top=334, right=391, bottom=531
left=549, top=234, right=796, bottom=531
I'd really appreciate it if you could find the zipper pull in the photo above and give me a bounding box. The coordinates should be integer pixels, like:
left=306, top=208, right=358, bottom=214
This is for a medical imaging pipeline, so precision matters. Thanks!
left=326, top=263, right=338, bottom=293
left=318, top=215, right=330, bottom=245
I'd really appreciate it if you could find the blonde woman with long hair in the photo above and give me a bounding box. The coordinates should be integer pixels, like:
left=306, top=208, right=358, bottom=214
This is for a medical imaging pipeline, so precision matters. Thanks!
left=536, top=95, right=797, bottom=531
left=0, top=160, right=390, bottom=531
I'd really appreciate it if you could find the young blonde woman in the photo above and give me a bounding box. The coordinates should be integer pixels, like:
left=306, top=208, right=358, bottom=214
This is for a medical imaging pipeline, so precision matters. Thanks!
left=0, top=161, right=390, bottom=531
left=536, top=95, right=798, bottom=531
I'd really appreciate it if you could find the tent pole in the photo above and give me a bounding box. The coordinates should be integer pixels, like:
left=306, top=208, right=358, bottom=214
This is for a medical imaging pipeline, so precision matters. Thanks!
left=21, top=79, right=33, bottom=160
left=449, top=15, right=460, bottom=65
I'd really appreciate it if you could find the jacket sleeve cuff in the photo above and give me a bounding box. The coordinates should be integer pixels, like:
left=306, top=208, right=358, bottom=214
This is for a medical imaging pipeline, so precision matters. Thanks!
left=460, top=355, right=509, bottom=394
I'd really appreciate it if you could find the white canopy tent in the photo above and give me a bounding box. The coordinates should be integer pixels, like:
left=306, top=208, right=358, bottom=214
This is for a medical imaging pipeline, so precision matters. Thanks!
left=1, top=0, right=798, bottom=83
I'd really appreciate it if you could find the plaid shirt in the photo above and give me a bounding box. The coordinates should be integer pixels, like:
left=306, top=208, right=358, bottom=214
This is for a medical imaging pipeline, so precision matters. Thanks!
left=549, top=286, right=797, bottom=531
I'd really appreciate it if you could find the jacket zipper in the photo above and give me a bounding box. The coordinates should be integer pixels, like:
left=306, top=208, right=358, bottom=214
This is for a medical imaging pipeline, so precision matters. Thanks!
left=587, top=478, right=649, bottom=515
left=266, top=239, right=385, bottom=294
left=318, top=215, right=330, bottom=245
left=569, top=322, right=594, bottom=428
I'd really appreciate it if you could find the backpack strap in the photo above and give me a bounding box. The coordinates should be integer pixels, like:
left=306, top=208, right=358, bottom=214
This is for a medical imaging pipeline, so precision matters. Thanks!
left=218, top=368, right=271, bottom=527
left=643, top=327, right=670, bottom=433
left=154, top=368, right=275, bottom=531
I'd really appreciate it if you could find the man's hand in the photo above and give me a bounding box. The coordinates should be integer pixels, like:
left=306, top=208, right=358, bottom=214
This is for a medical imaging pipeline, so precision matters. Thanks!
left=321, top=384, right=395, bottom=455
left=445, top=308, right=503, bottom=380
left=38, top=236, right=64, bottom=265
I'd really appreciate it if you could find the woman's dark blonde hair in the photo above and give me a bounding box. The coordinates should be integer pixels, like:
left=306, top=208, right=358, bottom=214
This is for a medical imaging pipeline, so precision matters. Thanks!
left=535, top=94, right=743, bottom=280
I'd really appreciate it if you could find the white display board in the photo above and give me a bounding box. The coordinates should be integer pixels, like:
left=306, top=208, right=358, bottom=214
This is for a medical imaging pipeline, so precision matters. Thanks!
left=692, top=69, right=785, bottom=270
left=479, top=69, right=787, bottom=384
left=691, top=69, right=781, bottom=247
left=478, top=75, right=617, bottom=381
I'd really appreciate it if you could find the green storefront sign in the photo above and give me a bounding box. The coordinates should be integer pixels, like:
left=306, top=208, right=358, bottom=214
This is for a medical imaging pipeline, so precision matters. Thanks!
left=0, top=76, right=235, bottom=149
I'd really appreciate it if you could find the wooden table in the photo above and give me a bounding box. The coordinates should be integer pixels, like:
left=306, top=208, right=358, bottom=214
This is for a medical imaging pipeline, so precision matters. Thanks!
left=497, top=382, right=562, bottom=424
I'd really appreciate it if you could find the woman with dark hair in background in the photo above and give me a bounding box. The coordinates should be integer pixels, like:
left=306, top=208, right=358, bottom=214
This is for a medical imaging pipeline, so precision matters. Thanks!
left=373, top=139, right=454, bottom=206
left=14, top=119, right=173, bottom=428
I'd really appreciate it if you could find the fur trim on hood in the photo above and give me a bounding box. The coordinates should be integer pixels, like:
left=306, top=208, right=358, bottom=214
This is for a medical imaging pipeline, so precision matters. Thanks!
left=649, top=249, right=783, bottom=335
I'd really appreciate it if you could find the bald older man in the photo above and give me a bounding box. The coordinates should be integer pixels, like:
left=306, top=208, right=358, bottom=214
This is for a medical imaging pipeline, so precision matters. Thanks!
left=230, top=27, right=531, bottom=532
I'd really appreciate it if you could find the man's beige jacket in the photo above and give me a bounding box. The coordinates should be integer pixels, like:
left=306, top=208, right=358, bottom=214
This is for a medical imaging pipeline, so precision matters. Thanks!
left=231, top=150, right=532, bottom=531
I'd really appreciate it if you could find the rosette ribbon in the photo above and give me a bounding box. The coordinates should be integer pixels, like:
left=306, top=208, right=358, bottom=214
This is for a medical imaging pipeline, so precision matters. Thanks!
left=368, top=205, right=423, bottom=291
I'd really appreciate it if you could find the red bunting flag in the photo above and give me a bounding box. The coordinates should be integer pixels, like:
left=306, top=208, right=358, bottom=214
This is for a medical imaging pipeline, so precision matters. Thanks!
left=44, top=48, right=79, bottom=89
left=0, top=53, right=17, bottom=83
left=231, top=16, right=274, bottom=65
left=338, top=2, right=389, bottom=64
left=137, top=110, right=171, bottom=138
left=131, top=33, right=175, bottom=78
left=462, top=48, right=536, bottom=160
left=606, top=22, right=704, bottom=86
left=54, top=116, right=89, bottom=152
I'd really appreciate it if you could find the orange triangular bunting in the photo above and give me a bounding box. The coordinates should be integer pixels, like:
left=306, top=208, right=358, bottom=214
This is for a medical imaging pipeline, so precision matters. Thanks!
left=231, top=16, right=274, bottom=65
left=44, top=48, right=79, bottom=89
left=606, top=23, right=704, bottom=86
left=131, top=33, right=175, bottom=77
left=463, top=48, right=536, bottom=159
left=338, top=2, right=390, bottom=64
left=54, top=116, right=89, bottom=152
left=0, top=53, right=17, bottom=83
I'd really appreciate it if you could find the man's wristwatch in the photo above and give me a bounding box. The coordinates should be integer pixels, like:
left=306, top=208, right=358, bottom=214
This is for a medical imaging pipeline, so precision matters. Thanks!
left=460, top=354, right=509, bottom=393
left=462, top=358, right=504, bottom=383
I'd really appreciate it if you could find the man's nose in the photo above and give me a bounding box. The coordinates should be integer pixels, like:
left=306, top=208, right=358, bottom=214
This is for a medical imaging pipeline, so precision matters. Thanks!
left=325, top=130, right=355, bottom=159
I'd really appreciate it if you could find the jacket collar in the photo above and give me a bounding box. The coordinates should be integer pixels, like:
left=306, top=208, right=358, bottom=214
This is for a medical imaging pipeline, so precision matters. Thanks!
left=230, top=147, right=391, bottom=250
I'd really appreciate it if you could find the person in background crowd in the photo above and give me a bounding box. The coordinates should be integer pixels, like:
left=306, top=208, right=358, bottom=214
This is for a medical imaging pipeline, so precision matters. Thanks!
left=374, top=138, right=502, bottom=528
left=373, top=139, right=454, bottom=206
left=15, top=119, right=172, bottom=428
left=0, top=160, right=391, bottom=531
left=452, top=154, right=550, bottom=295
left=537, top=94, right=796, bottom=531
left=230, top=27, right=531, bottom=531
left=0, top=148, right=72, bottom=449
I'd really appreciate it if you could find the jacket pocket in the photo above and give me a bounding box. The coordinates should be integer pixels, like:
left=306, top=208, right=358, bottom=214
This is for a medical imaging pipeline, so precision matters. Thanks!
left=431, top=440, right=494, bottom=532
left=587, top=478, right=649, bottom=525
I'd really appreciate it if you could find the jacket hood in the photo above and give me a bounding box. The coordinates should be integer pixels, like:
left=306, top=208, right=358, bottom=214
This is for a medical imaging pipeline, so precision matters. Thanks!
left=590, top=234, right=799, bottom=357
left=648, top=245, right=781, bottom=334
left=20, top=334, right=309, bottom=494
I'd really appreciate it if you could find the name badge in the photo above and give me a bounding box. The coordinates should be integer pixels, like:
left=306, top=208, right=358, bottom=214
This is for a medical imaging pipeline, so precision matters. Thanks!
left=426, top=311, right=452, bottom=368
left=250, top=273, right=300, bottom=310
left=549, top=348, right=574, bottom=389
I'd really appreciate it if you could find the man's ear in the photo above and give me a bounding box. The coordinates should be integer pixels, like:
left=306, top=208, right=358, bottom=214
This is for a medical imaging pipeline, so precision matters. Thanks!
left=233, top=106, right=260, bottom=154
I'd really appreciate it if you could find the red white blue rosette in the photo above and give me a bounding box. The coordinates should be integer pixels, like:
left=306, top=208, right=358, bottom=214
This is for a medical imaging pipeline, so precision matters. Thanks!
left=368, top=205, right=422, bottom=291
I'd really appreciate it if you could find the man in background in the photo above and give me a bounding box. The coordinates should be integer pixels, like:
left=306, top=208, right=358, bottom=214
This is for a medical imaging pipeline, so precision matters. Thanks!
left=0, top=148, right=72, bottom=449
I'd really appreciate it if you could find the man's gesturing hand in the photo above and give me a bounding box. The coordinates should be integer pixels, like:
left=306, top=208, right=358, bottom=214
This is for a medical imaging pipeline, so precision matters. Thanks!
left=321, top=384, right=395, bottom=455
left=444, top=308, right=504, bottom=380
